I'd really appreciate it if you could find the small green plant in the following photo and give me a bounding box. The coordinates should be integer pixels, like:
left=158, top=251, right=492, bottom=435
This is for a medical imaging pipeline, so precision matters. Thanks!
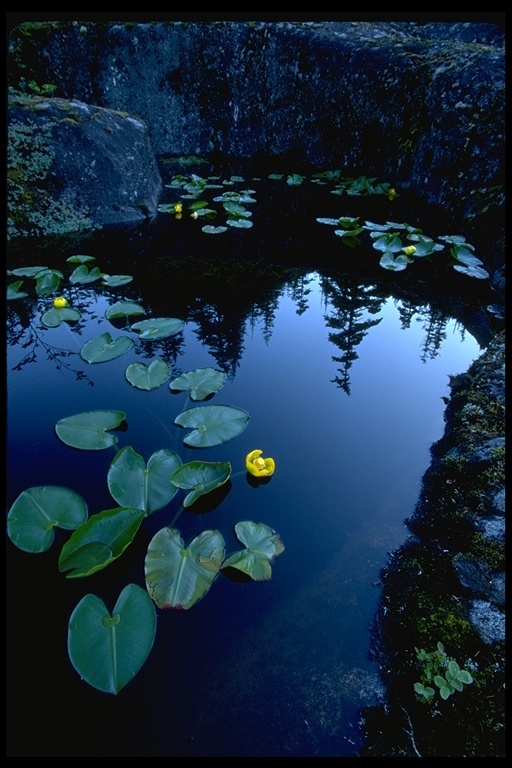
left=414, top=641, right=474, bottom=702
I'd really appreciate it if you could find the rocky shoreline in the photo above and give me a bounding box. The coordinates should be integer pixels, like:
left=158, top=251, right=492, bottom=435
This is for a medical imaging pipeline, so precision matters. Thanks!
left=362, top=328, right=505, bottom=756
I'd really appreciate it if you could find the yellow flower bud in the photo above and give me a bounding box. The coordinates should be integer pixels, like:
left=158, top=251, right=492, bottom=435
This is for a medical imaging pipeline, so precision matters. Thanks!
left=246, top=450, right=275, bottom=478
left=404, top=245, right=417, bottom=256
left=173, top=202, right=183, bottom=214
left=53, top=297, right=68, bottom=308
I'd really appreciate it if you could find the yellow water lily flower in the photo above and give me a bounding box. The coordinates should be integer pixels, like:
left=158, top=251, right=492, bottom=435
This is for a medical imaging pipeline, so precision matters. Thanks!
left=246, top=449, right=275, bottom=477
left=53, top=297, right=68, bottom=308
left=173, top=202, right=183, bottom=214
left=388, top=187, right=397, bottom=201
left=404, top=245, right=417, bottom=256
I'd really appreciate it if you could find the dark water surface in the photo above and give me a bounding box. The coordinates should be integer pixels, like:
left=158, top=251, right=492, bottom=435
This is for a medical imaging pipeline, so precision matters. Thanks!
left=6, top=171, right=493, bottom=756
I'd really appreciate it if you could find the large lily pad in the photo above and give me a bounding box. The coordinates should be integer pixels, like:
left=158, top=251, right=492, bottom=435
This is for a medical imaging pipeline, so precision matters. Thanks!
left=69, top=265, right=102, bottom=284
left=58, top=506, right=145, bottom=578
left=7, top=486, right=88, bottom=553
left=130, top=317, right=185, bottom=340
left=108, top=446, right=181, bottom=514
left=221, top=520, right=285, bottom=581
left=169, top=367, right=226, bottom=400
left=170, top=460, right=231, bottom=508
left=101, top=274, right=134, bottom=287
left=126, top=359, right=169, bottom=390
left=145, top=528, right=225, bottom=609
left=174, top=404, right=249, bottom=447
left=41, top=306, right=81, bottom=327
left=55, top=409, right=126, bottom=450
left=68, top=584, right=156, bottom=694
left=81, top=332, right=133, bottom=363
left=106, top=301, right=146, bottom=320
left=35, top=269, right=64, bottom=296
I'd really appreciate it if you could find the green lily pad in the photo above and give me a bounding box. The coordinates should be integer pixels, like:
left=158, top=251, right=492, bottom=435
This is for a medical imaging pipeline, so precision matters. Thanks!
left=379, top=252, right=409, bottom=271
left=101, top=274, right=134, bottom=287
left=69, top=265, right=102, bottom=284
left=221, top=520, right=285, bottom=580
left=106, top=301, right=146, bottom=320
left=226, top=218, right=253, bottom=228
left=66, top=254, right=96, bottom=264
left=170, top=460, right=231, bottom=507
left=108, top=446, right=181, bottom=514
left=7, top=281, right=28, bottom=300
left=55, top=409, right=126, bottom=450
left=202, top=225, right=228, bottom=234
left=80, top=332, right=133, bottom=363
left=41, top=306, right=81, bottom=327
left=7, top=486, right=88, bottom=553
left=126, top=359, right=169, bottom=390
left=10, top=266, right=49, bottom=278
left=174, top=404, right=250, bottom=447
left=58, top=506, right=145, bottom=578
left=372, top=234, right=404, bottom=253
left=453, top=264, right=489, bottom=279
left=68, top=584, right=156, bottom=694
left=145, top=528, right=225, bottom=609
left=169, top=367, right=226, bottom=400
left=130, top=317, right=185, bottom=340
left=35, top=269, right=64, bottom=296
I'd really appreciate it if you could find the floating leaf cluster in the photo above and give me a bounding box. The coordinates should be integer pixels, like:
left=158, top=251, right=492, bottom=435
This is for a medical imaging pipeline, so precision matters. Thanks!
left=7, top=251, right=284, bottom=695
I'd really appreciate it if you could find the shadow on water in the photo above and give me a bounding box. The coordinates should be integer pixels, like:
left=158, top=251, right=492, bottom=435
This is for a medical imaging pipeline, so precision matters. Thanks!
left=6, top=165, right=504, bottom=756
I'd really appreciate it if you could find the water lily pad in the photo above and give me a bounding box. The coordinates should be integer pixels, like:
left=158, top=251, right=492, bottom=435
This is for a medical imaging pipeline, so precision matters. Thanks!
left=130, top=317, right=185, bottom=340
left=35, top=269, right=64, bottom=296
left=7, top=281, right=28, bottom=300
left=170, top=460, right=231, bottom=507
left=169, top=367, right=226, bottom=400
left=221, top=520, right=285, bottom=580
left=69, top=265, right=102, bottom=284
left=174, top=404, right=249, bottom=447
left=66, top=254, right=96, bottom=264
left=101, top=274, right=134, bottom=287
left=7, top=486, right=88, bottom=553
left=68, top=583, right=156, bottom=694
left=202, top=225, right=228, bottom=234
left=55, top=409, right=126, bottom=450
left=41, top=306, right=81, bottom=327
left=81, top=332, right=133, bottom=363
left=106, top=301, right=146, bottom=320
left=380, top=252, right=408, bottom=271
left=145, top=528, right=225, bottom=609
left=59, top=506, right=145, bottom=578
left=226, top=218, right=253, bottom=228
left=126, top=359, right=169, bottom=390
left=108, top=446, right=181, bottom=513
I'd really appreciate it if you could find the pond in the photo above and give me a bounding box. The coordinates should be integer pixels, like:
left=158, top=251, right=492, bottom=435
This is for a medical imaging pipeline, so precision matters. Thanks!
left=6, top=164, right=497, bottom=756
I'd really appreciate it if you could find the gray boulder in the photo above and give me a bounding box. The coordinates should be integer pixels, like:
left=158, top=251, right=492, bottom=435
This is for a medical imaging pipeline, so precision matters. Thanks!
left=7, top=96, right=162, bottom=238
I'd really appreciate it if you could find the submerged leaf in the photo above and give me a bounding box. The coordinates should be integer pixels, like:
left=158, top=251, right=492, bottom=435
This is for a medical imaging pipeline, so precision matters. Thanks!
left=7, top=486, right=88, bottom=553
left=145, top=528, right=225, bottom=609
left=68, top=584, right=156, bottom=694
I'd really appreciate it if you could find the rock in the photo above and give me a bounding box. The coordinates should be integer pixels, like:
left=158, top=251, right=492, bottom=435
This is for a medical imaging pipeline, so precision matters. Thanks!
left=7, top=96, right=162, bottom=237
